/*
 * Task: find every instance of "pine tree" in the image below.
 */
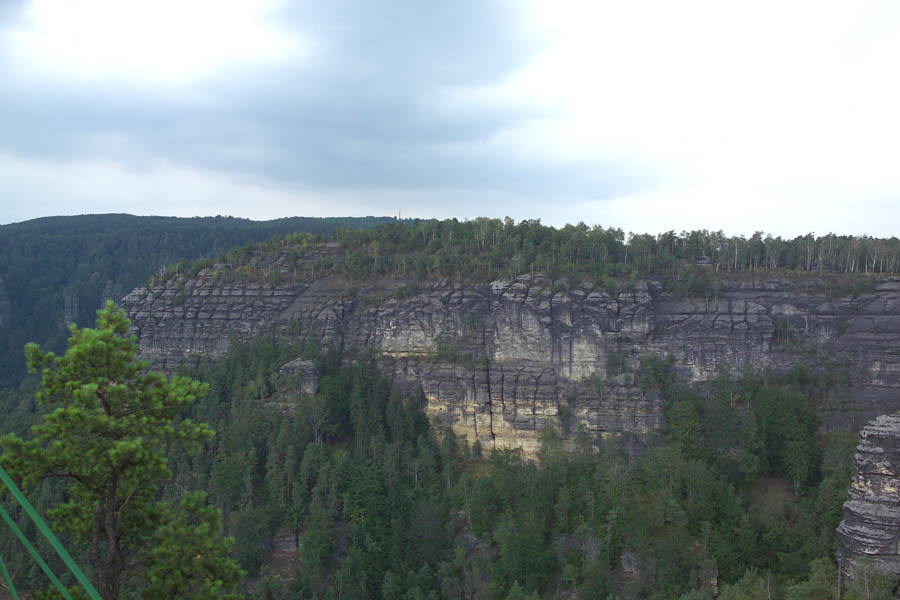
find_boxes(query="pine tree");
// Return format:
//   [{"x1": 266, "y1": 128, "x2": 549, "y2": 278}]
[
  {"x1": 139, "y1": 492, "x2": 243, "y2": 599},
  {"x1": 0, "y1": 301, "x2": 242, "y2": 599}
]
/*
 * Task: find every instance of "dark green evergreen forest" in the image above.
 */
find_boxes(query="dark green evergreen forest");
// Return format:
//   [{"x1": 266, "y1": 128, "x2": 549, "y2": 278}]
[
  {"x1": 0, "y1": 214, "x2": 394, "y2": 389},
  {"x1": 0, "y1": 330, "x2": 880, "y2": 599},
  {"x1": 184, "y1": 343, "x2": 868, "y2": 599},
  {"x1": 2, "y1": 217, "x2": 899, "y2": 598}
]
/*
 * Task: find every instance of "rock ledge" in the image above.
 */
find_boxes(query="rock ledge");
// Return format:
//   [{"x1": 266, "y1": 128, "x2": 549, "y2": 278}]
[{"x1": 837, "y1": 413, "x2": 900, "y2": 580}]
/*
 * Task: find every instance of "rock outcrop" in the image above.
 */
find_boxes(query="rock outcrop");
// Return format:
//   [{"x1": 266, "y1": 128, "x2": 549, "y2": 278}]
[
  {"x1": 265, "y1": 359, "x2": 320, "y2": 414},
  {"x1": 836, "y1": 414, "x2": 900, "y2": 581},
  {"x1": 122, "y1": 253, "x2": 900, "y2": 455},
  {"x1": 63, "y1": 294, "x2": 78, "y2": 328}
]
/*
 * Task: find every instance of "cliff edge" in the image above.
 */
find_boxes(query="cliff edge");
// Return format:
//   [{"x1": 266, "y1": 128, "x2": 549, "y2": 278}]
[
  {"x1": 122, "y1": 249, "x2": 900, "y2": 456},
  {"x1": 837, "y1": 414, "x2": 900, "y2": 582}
]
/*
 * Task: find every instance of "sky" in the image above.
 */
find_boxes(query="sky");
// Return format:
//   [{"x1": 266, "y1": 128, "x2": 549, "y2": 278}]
[{"x1": 1, "y1": 0, "x2": 899, "y2": 238}]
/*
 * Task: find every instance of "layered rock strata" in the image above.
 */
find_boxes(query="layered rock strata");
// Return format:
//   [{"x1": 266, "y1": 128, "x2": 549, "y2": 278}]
[
  {"x1": 122, "y1": 259, "x2": 900, "y2": 455},
  {"x1": 836, "y1": 414, "x2": 900, "y2": 581}
]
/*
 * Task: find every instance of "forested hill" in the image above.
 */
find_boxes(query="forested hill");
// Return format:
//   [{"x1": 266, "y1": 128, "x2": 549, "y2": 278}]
[
  {"x1": 0, "y1": 214, "x2": 396, "y2": 389},
  {"x1": 175, "y1": 218, "x2": 900, "y2": 290}
]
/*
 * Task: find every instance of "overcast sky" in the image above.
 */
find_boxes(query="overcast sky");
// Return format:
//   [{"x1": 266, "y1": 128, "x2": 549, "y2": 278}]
[{"x1": 1, "y1": 0, "x2": 899, "y2": 237}]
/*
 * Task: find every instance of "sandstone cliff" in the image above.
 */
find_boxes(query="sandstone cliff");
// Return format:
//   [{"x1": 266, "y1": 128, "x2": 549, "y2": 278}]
[
  {"x1": 836, "y1": 414, "x2": 900, "y2": 581},
  {"x1": 122, "y1": 250, "x2": 900, "y2": 455}
]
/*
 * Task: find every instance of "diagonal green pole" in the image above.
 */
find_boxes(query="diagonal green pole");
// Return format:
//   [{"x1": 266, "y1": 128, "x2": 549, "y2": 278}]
[
  {"x1": 0, "y1": 502, "x2": 72, "y2": 600},
  {"x1": 0, "y1": 551, "x2": 19, "y2": 600},
  {"x1": 0, "y1": 466, "x2": 102, "y2": 600}
]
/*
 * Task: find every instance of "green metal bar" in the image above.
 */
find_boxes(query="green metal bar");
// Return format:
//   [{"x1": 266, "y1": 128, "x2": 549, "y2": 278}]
[
  {"x1": 0, "y1": 502, "x2": 72, "y2": 600},
  {"x1": 0, "y1": 550, "x2": 19, "y2": 600},
  {"x1": 0, "y1": 467, "x2": 102, "y2": 600}
]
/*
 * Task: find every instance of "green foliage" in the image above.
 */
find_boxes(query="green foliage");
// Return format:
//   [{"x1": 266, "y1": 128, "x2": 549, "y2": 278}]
[
  {"x1": 504, "y1": 581, "x2": 541, "y2": 600},
  {"x1": 199, "y1": 219, "x2": 900, "y2": 298},
  {"x1": 181, "y1": 339, "x2": 455, "y2": 599},
  {"x1": 826, "y1": 273, "x2": 878, "y2": 299},
  {"x1": 3, "y1": 316, "x2": 864, "y2": 598},
  {"x1": 843, "y1": 558, "x2": 896, "y2": 600},
  {"x1": 783, "y1": 558, "x2": 838, "y2": 600},
  {"x1": 0, "y1": 302, "x2": 240, "y2": 599},
  {"x1": 4, "y1": 216, "x2": 891, "y2": 597},
  {"x1": 718, "y1": 569, "x2": 772, "y2": 600},
  {"x1": 139, "y1": 492, "x2": 243, "y2": 600},
  {"x1": 434, "y1": 356, "x2": 856, "y2": 599},
  {"x1": 2, "y1": 323, "x2": 862, "y2": 598},
  {"x1": 637, "y1": 353, "x2": 678, "y2": 395},
  {"x1": 0, "y1": 213, "x2": 395, "y2": 389},
  {"x1": 667, "y1": 265, "x2": 722, "y2": 301}
]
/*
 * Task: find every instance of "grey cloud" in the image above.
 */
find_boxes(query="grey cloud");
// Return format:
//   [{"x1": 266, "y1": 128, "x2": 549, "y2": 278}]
[
  {"x1": 282, "y1": 0, "x2": 531, "y2": 88},
  {"x1": 0, "y1": 0, "x2": 26, "y2": 24},
  {"x1": 0, "y1": 0, "x2": 653, "y2": 204}
]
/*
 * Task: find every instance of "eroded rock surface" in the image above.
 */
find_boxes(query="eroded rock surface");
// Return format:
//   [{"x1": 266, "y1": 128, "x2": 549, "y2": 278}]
[
  {"x1": 264, "y1": 359, "x2": 320, "y2": 414},
  {"x1": 123, "y1": 265, "x2": 900, "y2": 456},
  {"x1": 836, "y1": 414, "x2": 900, "y2": 581}
]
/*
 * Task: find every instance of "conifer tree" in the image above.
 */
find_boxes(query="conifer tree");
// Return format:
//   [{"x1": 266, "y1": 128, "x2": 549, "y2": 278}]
[{"x1": 0, "y1": 301, "x2": 242, "y2": 599}]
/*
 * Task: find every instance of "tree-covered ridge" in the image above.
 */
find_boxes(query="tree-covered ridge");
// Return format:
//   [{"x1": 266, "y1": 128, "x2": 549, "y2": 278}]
[
  {"x1": 161, "y1": 336, "x2": 857, "y2": 598},
  {"x1": 0, "y1": 322, "x2": 872, "y2": 598},
  {"x1": 187, "y1": 219, "x2": 900, "y2": 292},
  {"x1": 0, "y1": 213, "x2": 396, "y2": 389}
]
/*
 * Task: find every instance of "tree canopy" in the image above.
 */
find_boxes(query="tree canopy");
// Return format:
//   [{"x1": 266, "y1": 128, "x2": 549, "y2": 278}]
[
  {"x1": 183, "y1": 218, "x2": 900, "y2": 294},
  {"x1": 0, "y1": 302, "x2": 242, "y2": 599},
  {"x1": 0, "y1": 213, "x2": 396, "y2": 389}
]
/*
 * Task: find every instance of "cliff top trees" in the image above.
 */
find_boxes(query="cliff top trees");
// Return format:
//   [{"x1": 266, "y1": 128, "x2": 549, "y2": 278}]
[{"x1": 0, "y1": 301, "x2": 242, "y2": 599}]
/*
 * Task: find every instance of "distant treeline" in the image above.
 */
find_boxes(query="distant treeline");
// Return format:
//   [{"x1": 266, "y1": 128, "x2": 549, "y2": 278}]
[
  {"x1": 0, "y1": 214, "x2": 395, "y2": 389},
  {"x1": 197, "y1": 218, "x2": 900, "y2": 290},
  {"x1": 332, "y1": 219, "x2": 900, "y2": 278}
]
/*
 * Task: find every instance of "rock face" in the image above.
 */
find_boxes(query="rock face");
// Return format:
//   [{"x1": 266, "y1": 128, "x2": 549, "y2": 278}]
[
  {"x1": 122, "y1": 261, "x2": 900, "y2": 456},
  {"x1": 264, "y1": 359, "x2": 320, "y2": 414},
  {"x1": 63, "y1": 294, "x2": 78, "y2": 328},
  {"x1": 836, "y1": 414, "x2": 900, "y2": 580}
]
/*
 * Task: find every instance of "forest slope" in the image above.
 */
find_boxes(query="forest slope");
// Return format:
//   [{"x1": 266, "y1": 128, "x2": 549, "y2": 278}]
[{"x1": 0, "y1": 213, "x2": 395, "y2": 388}]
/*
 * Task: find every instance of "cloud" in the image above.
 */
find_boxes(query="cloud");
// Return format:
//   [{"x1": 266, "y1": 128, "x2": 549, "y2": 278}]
[
  {"x1": 584, "y1": 181, "x2": 900, "y2": 239},
  {"x1": 0, "y1": 0, "x2": 580, "y2": 190},
  {"x1": 0, "y1": 0, "x2": 669, "y2": 223},
  {"x1": 0, "y1": 153, "x2": 324, "y2": 223},
  {"x1": 4, "y1": 0, "x2": 301, "y2": 83},
  {"x1": 0, "y1": 152, "x2": 565, "y2": 226},
  {"x1": 1, "y1": 1, "x2": 899, "y2": 236}
]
